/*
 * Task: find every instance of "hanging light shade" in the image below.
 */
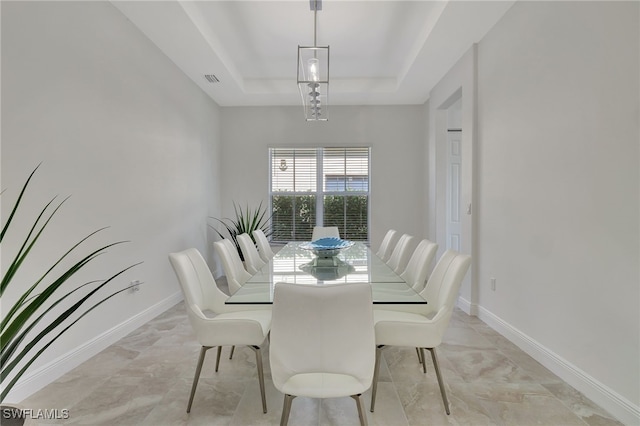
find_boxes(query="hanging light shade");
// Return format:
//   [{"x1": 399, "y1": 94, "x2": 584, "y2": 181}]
[{"x1": 297, "y1": 0, "x2": 329, "y2": 121}]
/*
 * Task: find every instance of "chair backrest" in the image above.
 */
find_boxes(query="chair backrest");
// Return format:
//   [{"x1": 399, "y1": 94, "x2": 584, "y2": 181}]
[
  {"x1": 169, "y1": 248, "x2": 227, "y2": 319},
  {"x1": 269, "y1": 282, "x2": 375, "y2": 394},
  {"x1": 237, "y1": 233, "x2": 266, "y2": 274},
  {"x1": 419, "y1": 250, "x2": 471, "y2": 318},
  {"x1": 376, "y1": 229, "x2": 399, "y2": 262},
  {"x1": 214, "y1": 240, "x2": 251, "y2": 294},
  {"x1": 386, "y1": 234, "x2": 416, "y2": 274},
  {"x1": 222, "y1": 238, "x2": 252, "y2": 281},
  {"x1": 253, "y1": 229, "x2": 275, "y2": 262},
  {"x1": 311, "y1": 226, "x2": 340, "y2": 241},
  {"x1": 400, "y1": 239, "x2": 438, "y2": 292},
  {"x1": 221, "y1": 238, "x2": 246, "y2": 274}
]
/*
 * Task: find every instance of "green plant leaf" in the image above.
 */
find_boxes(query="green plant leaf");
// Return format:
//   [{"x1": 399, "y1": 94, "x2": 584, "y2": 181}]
[
  {"x1": 0, "y1": 166, "x2": 140, "y2": 403},
  {"x1": 209, "y1": 201, "x2": 273, "y2": 260},
  {"x1": 0, "y1": 264, "x2": 140, "y2": 401}
]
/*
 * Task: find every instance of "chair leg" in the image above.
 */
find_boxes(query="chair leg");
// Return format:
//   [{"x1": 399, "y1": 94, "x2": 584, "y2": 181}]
[
  {"x1": 352, "y1": 394, "x2": 368, "y2": 426},
  {"x1": 428, "y1": 348, "x2": 450, "y2": 415},
  {"x1": 280, "y1": 394, "x2": 295, "y2": 426},
  {"x1": 370, "y1": 345, "x2": 384, "y2": 412},
  {"x1": 416, "y1": 347, "x2": 423, "y2": 364},
  {"x1": 419, "y1": 347, "x2": 427, "y2": 374},
  {"x1": 229, "y1": 345, "x2": 235, "y2": 359},
  {"x1": 215, "y1": 346, "x2": 222, "y2": 372},
  {"x1": 249, "y1": 345, "x2": 267, "y2": 413},
  {"x1": 187, "y1": 346, "x2": 210, "y2": 413}
]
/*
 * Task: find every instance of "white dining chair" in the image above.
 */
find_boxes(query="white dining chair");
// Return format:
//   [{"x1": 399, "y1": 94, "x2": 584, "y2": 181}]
[
  {"x1": 253, "y1": 229, "x2": 275, "y2": 262},
  {"x1": 376, "y1": 229, "x2": 399, "y2": 262},
  {"x1": 221, "y1": 238, "x2": 251, "y2": 274},
  {"x1": 237, "y1": 233, "x2": 267, "y2": 274},
  {"x1": 270, "y1": 282, "x2": 375, "y2": 426},
  {"x1": 311, "y1": 226, "x2": 340, "y2": 241},
  {"x1": 168, "y1": 248, "x2": 271, "y2": 414},
  {"x1": 370, "y1": 250, "x2": 471, "y2": 415},
  {"x1": 386, "y1": 233, "x2": 416, "y2": 274},
  {"x1": 400, "y1": 239, "x2": 438, "y2": 292},
  {"x1": 214, "y1": 240, "x2": 251, "y2": 294}
]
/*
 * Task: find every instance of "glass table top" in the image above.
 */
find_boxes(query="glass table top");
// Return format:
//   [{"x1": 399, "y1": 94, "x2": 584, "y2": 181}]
[{"x1": 226, "y1": 242, "x2": 427, "y2": 305}]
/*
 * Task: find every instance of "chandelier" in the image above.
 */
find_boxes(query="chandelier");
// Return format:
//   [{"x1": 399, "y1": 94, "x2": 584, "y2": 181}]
[{"x1": 297, "y1": 0, "x2": 329, "y2": 121}]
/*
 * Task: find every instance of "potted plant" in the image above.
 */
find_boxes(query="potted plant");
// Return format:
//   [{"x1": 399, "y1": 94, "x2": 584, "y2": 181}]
[
  {"x1": 210, "y1": 201, "x2": 272, "y2": 260},
  {"x1": 0, "y1": 166, "x2": 139, "y2": 423}
]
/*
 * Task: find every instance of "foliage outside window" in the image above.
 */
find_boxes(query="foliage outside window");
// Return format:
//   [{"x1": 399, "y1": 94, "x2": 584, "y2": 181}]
[{"x1": 269, "y1": 147, "x2": 370, "y2": 242}]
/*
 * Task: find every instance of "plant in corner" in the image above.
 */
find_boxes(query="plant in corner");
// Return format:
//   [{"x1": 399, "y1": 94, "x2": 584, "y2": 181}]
[
  {"x1": 0, "y1": 166, "x2": 140, "y2": 413},
  {"x1": 209, "y1": 201, "x2": 272, "y2": 260}
]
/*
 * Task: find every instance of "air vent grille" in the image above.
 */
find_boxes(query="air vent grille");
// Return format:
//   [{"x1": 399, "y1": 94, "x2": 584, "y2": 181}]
[{"x1": 204, "y1": 74, "x2": 220, "y2": 83}]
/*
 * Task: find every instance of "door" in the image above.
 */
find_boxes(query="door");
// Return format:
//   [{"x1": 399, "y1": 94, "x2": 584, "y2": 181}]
[{"x1": 446, "y1": 130, "x2": 462, "y2": 251}]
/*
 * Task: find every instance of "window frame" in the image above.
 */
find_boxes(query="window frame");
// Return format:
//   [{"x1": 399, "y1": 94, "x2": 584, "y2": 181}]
[{"x1": 269, "y1": 147, "x2": 371, "y2": 243}]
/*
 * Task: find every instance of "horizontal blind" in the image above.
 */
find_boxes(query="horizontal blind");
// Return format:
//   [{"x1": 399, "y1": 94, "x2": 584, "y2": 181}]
[
  {"x1": 323, "y1": 147, "x2": 369, "y2": 192},
  {"x1": 270, "y1": 147, "x2": 370, "y2": 242},
  {"x1": 271, "y1": 148, "x2": 317, "y2": 192}
]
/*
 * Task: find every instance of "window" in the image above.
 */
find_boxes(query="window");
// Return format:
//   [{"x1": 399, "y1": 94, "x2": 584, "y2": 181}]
[{"x1": 270, "y1": 147, "x2": 370, "y2": 242}]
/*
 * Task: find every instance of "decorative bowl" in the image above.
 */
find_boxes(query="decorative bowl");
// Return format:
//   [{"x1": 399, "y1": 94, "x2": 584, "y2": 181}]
[{"x1": 300, "y1": 237, "x2": 355, "y2": 258}]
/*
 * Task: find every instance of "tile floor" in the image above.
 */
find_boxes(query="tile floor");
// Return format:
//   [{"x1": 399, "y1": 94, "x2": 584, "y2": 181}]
[{"x1": 21, "y1": 292, "x2": 624, "y2": 425}]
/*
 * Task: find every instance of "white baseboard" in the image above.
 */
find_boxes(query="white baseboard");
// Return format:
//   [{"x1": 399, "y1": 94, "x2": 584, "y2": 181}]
[
  {"x1": 7, "y1": 291, "x2": 183, "y2": 404},
  {"x1": 476, "y1": 305, "x2": 640, "y2": 426},
  {"x1": 456, "y1": 295, "x2": 479, "y2": 316}
]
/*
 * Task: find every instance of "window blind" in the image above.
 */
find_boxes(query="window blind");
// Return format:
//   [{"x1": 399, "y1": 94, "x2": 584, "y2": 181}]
[{"x1": 270, "y1": 147, "x2": 370, "y2": 242}]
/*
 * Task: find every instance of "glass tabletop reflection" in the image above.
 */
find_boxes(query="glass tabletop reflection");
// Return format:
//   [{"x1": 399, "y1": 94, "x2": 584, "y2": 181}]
[{"x1": 225, "y1": 242, "x2": 427, "y2": 305}]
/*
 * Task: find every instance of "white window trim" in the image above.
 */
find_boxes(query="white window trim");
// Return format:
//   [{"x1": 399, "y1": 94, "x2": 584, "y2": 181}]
[{"x1": 269, "y1": 147, "x2": 371, "y2": 242}]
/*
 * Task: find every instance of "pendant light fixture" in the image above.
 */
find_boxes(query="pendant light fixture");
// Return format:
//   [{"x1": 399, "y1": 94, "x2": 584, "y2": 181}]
[{"x1": 297, "y1": 0, "x2": 329, "y2": 121}]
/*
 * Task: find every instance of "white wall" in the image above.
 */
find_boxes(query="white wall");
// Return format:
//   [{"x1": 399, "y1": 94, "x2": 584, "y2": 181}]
[
  {"x1": 1, "y1": 1, "x2": 221, "y2": 401},
  {"x1": 217, "y1": 105, "x2": 428, "y2": 274},
  {"x1": 461, "y1": 1, "x2": 638, "y2": 422}
]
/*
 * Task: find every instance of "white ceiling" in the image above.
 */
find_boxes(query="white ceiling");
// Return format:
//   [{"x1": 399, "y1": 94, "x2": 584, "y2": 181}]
[{"x1": 112, "y1": 1, "x2": 515, "y2": 107}]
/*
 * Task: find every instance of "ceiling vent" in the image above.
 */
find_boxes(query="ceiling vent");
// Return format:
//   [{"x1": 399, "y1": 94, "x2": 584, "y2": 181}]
[{"x1": 204, "y1": 74, "x2": 220, "y2": 83}]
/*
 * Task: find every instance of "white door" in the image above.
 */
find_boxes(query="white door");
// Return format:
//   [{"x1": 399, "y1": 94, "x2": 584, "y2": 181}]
[{"x1": 446, "y1": 130, "x2": 462, "y2": 251}]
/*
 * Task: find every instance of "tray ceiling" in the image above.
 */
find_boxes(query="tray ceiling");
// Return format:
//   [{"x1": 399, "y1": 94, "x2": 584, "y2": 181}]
[{"x1": 112, "y1": 1, "x2": 515, "y2": 106}]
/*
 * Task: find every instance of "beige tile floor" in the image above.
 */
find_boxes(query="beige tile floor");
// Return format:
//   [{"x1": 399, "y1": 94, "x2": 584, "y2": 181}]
[{"x1": 21, "y1": 290, "x2": 623, "y2": 426}]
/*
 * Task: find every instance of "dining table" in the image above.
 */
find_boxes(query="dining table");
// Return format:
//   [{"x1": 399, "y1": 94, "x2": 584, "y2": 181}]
[{"x1": 225, "y1": 241, "x2": 427, "y2": 305}]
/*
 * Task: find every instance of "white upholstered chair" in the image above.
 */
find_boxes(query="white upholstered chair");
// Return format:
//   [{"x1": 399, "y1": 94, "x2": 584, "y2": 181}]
[
  {"x1": 270, "y1": 282, "x2": 375, "y2": 426},
  {"x1": 168, "y1": 248, "x2": 271, "y2": 414},
  {"x1": 386, "y1": 233, "x2": 416, "y2": 274},
  {"x1": 237, "y1": 233, "x2": 267, "y2": 274},
  {"x1": 253, "y1": 229, "x2": 275, "y2": 262},
  {"x1": 370, "y1": 250, "x2": 471, "y2": 415},
  {"x1": 311, "y1": 226, "x2": 340, "y2": 241},
  {"x1": 214, "y1": 240, "x2": 251, "y2": 294},
  {"x1": 376, "y1": 229, "x2": 399, "y2": 262},
  {"x1": 400, "y1": 239, "x2": 438, "y2": 292}
]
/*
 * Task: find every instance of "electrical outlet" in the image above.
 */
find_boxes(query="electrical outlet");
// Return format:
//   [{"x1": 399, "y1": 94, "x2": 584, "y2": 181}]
[
  {"x1": 130, "y1": 280, "x2": 142, "y2": 293},
  {"x1": 490, "y1": 278, "x2": 496, "y2": 291}
]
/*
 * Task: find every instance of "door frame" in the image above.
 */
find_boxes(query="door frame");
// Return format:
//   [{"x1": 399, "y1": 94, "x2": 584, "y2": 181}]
[{"x1": 427, "y1": 45, "x2": 478, "y2": 315}]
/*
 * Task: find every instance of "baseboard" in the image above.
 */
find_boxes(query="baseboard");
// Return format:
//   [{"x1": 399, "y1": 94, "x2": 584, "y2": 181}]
[
  {"x1": 477, "y1": 305, "x2": 640, "y2": 425},
  {"x1": 7, "y1": 291, "x2": 183, "y2": 403},
  {"x1": 456, "y1": 295, "x2": 478, "y2": 316}
]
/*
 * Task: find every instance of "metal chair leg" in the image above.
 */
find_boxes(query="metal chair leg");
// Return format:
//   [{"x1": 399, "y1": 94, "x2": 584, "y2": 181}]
[
  {"x1": 249, "y1": 345, "x2": 268, "y2": 413},
  {"x1": 352, "y1": 394, "x2": 368, "y2": 426},
  {"x1": 215, "y1": 346, "x2": 222, "y2": 372},
  {"x1": 187, "y1": 346, "x2": 210, "y2": 413},
  {"x1": 370, "y1": 345, "x2": 384, "y2": 412},
  {"x1": 280, "y1": 394, "x2": 295, "y2": 426},
  {"x1": 429, "y1": 348, "x2": 450, "y2": 415},
  {"x1": 229, "y1": 345, "x2": 235, "y2": 359},
  {"x1": 416, "y1": 347, "x2": 423, "y2": 364},
  {"x1": 420, "y1": 347, "x2": 427, "y2": 374}
]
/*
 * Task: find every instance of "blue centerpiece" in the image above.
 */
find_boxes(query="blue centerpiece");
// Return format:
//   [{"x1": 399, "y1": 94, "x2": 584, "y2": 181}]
[{"x1": 300, "y1": 237, "x2": 355, "y2": 258}]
